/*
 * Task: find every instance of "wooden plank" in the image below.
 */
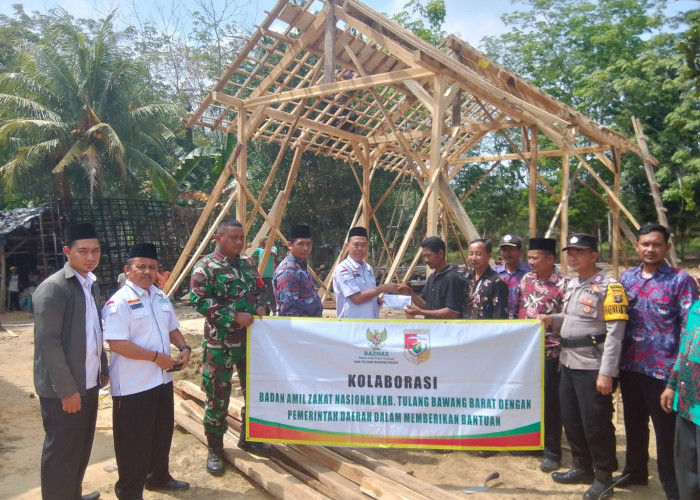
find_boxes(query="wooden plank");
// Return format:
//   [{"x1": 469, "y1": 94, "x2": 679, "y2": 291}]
[
  {"x1": 273, "y1": 445, "x2": 367, "y2": 500},
  {"x1": 174, "y1": 406, "x2": 328, "y2": 500},
  {"x1": 242, "y1": 68, "x2": 433, "y2": 109},
  {"x1": 237, "y1": 111, "x2": 248, "y2": 226},
  {"x1": 329, "y1": 447, "x2": 466, "y2": 500},
  {"x1": 438, "y1": 173, "x2": 480, "y2": 241},
  {"x1": 427, "y1": 73, "x2": 446, "y2": 242},
  {"x1": 360, "y1": 476, "x2": 431, "y2": 500}
]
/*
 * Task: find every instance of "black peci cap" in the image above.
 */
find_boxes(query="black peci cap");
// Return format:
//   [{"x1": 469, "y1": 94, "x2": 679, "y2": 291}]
[{"x1": 128, "y1": 243, "x2": 158, "y2": 260}]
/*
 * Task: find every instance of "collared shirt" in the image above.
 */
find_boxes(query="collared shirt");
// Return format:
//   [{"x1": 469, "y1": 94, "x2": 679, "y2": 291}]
[
  {"x1": 273, "y1": 255, "x2": 322, "y2": 317},
  {"x1": 333, "y1": 256, "x2": 379, "y2": 318},
  {"x1": 464, "y1": 267, "x2": 509, "y2": 319},
  {"x1": 552, "y1": 269, "x2": 628, "y2": 377},
  {"x1": 421, "y1": 265, "x2": 465, "y2": 315},
  {"x1": 74, "y1": 270, "x2": 102, "y2": 390},
  {"x1": 494, "y1": 262, "x2": 530, "y2": 318},
  {"x1": 619, "y1": 263, "x2": 697, "y2": 380},
  {"x1": 252, "y1": 246, "x2": 278, "y2": 278},
  {"x1": 669, "y1": 299, "x2": 700, "y2": 425},
  {"x1": 516, "y1": 271, "x2": 570, "y2": 359},
  {"x1": 102, "y1": 280, "x2": 180, "y2": 396},
  {"x1": 190, "y1": 248, "x2": 268, "y2": 348}
]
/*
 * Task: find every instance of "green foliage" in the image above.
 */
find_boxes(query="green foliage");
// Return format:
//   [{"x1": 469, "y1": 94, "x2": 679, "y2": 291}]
[
  {"x1": 479, "y1": 0, "x2": 699, "y2": 243},
  {"x1": 391, "y1": 0, "x2": 446, "y2": 45},
  {"x1": 0, "y1": 10, "x2": 186, "y2": 202}
]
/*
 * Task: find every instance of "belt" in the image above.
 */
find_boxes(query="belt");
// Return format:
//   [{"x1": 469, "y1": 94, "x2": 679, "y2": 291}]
[{"x1": 559, "y1": 334, "x2": 606, "y2": 348}]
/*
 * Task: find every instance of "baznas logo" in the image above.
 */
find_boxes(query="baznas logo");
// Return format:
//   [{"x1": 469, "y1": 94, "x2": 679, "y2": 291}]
[
  {"x1": 366, "y1": 328, "x2": 388, "y2": 349},
  {"x1": 404, "y1": 330, "x2": 430, "y2": 364}
]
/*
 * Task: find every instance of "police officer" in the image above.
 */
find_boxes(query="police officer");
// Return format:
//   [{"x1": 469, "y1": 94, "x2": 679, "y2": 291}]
[
  {"x1": 190, "y1": 219, "x2": 269, "y2": 476},
  {"x1": 103, "y1": 243, "x2": 190, "y2": 499},
  {"x1": 332, "y1": 226, "x2": 398, "y2": 318},
  {"x1": 540, "y1": 233, "x2": 628, "y2": 500}
]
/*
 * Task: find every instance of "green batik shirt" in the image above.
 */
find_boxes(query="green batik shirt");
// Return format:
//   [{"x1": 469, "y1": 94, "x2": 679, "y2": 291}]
[
  {"x1": 190, "y1": 247, "x2": 269, "y2": 348},
  {"x1": 668, "y1": 298, "x2": 700, "y2": 425}
]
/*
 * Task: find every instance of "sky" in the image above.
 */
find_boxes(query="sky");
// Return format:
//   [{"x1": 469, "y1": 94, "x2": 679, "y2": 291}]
[{"x1": 1, "y1": 0, "x2": 697, "y2": 49}]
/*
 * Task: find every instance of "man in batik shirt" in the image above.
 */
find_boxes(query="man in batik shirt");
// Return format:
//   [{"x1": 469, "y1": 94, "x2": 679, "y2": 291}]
[
  {"x1": 615, "y1": 224, "x2": 697, "y2": 499},
  {"x1": 273, "y1": 224, "x2": 322, "y2": 317},
  {"x1": 464, "y1": 239, "x2": 508, "y2": 320},
  {"x1": 515, "y1": 237, "x2": 569, "y2": 473},
  {"x1": 661, "y1": 298, "x2": 700, "y2": 500},
  {"x1": 494, "y1": 234, "x2": 529, "y2": 318},
  {"x1": 190, "y1": 219, "x2": 269, "y2": 476}
]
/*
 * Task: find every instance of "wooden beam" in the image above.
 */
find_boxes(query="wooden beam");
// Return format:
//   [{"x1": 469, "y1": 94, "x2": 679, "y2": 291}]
[
  {"x1": 242, "y1": 67, "x2": 433, "y2": 109},
  {"x1": 560, "y1": 153, "x2": 570, "y2": 273},
  {"x1": 611, "y1": 147, "x2": 621, "y2": 277},
  {"x1": 427, "y1": 73, "x2": 446, "y2": 241},
  {"x1": 453, "y1": 145, "x2": 610, "y2": 164},
  {"x1": 237, "y1": 111, "x2": 248, "y2": 226},
  {"x1": 528, "y1": 126, "x2": 538, "y2": 238},
  {"x1": 324, "y1": 0, "x2": 336, "y2": 85}
]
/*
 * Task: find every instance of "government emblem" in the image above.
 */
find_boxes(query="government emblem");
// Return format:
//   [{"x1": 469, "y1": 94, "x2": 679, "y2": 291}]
[
  {"x1": 404, "y1": 330, "x2": 430, "y2": 364},
  {"x1": 366, "y1": 328, "x2": 388, "y2": 349}
]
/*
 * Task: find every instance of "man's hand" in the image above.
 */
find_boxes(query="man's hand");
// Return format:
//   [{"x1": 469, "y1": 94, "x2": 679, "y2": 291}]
[
  {"x1": 235, "y1": 312, "x2": 254, "y2": 327},
  {"x1": 176, "y1": 348, "x2": 191, "y2": 369},
  {"x1": 61, "y1": 392, "x2": 82, "y2": 413},
  {"x1": 379, "y1": 283, "x2": 400, "y2": 295},
  {"x1": 256, "y1": 306, "x2": 266, "y2": 319},
  {"x1": 396, "y1": 284, "x2": 414, "y2": 296},
  {"x1": 405, "y1": 304, "x2": 423, "y2": 317},
  {"x1": 154, "y1": 352, "x2": 176, "y2": 371},
  {"x1": 660, "y1": 387, "x2": 675, "y2": 414},
  {"x1": 596, "y1": 374, "x2": 613, "y2": 395},
  {"x1": 538, "y1": 314, "x2": 553, "y2": 328}
]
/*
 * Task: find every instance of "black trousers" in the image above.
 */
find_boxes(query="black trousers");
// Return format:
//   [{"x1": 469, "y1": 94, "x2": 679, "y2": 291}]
[
  {"x1": 560, "y1": 366, "x2": 618, "y2": 479},
  {"x1": 675, "y1": 414, "x2": 700, "y2": 500},
  {"x1": 113, "y1": 382, "x2": 174, "y2": 500},
  {"x1": 262, "y1": 277, "x2": 276, "y2": 313},
  {"x1": 620, "y1": 370, "x2": 678, "y2": 499},
  {"x1": 544, "y1": 357, "x2": 562, "y2": 461},
  {"x1": 40, "y1": 387, "x2": 99, "y2": 500}
]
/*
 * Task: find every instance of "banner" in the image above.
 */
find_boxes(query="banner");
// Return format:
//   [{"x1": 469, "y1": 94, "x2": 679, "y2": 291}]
[{"x1": 247, "y1": 318, "x2": 543, "y2": 450}]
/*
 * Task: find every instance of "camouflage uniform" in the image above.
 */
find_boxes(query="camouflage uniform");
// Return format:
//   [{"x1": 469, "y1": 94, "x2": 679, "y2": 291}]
[{"x1": 190, "y1": 248, "x2": 268, "y2": 436}]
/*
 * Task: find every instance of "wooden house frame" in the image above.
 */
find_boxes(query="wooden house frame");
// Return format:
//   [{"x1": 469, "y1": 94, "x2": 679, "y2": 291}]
[{"x1": 165, "y1": 0, "x2": 667, "y2": 297}]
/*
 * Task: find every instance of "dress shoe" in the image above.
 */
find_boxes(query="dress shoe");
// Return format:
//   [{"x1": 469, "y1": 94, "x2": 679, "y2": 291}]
[
  {"x1": 144, "y1": 477, "x2": 190, "y2": 491},
  {"x1": 611, "y1": 473, "x2": 647, "y2": 487},
  {"x1": 583, "y1": 478, "x2": 614, "y2": 500},
  {"x1": 81, "y1": 493, "x2": 100, "y2": 500},
  {"x1": 552, "y1": 467, "x2": 595, "y2": 484},
  {"x1": 477, "y1": 450, "x2": 497, "y2": 458},
  {"x1": 540, "y1": 457, "x2": 561, "y2": 472},
  {"x1": 207, "y1": 448, "x2": 225, "y2": 476}
]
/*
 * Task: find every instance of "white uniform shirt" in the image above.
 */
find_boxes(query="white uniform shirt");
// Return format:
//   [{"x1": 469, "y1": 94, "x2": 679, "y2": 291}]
[
  {"x1": 333, "y1": 256, "x2": 379, "y2": 318},
  {"x1": 102, "y1": 280, "x2": 180, "y2": 396},
  {"x1": 74, "y1": 270, "x2": 102, "y2": 390}
]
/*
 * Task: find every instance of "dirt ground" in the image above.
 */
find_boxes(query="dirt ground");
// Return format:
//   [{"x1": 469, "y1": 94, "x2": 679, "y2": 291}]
[{"x1": 0, "y1": 304, "x2": 668, "y2": 499}]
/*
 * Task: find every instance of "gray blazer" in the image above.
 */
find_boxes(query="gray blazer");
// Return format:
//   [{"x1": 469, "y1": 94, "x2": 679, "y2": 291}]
[{"x1": 33, "y1": 262, "x2": 108, "y2": 398}]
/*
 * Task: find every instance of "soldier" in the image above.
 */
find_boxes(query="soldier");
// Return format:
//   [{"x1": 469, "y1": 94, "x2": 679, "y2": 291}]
[
  {"x1": 541, "y1": 233, "x2": 628, "y2": 500},
  {"x1": 273, "y1": 225, "x2": 322, "y2": 317},
  {"x1": 190, "y1": 219, "x2": 269, "y2": 476}
]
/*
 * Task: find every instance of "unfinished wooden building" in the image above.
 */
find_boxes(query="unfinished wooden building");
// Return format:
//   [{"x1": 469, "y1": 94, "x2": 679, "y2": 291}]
[{"x1": 166, "y1": 0, "x2": 666, "y2": 297}]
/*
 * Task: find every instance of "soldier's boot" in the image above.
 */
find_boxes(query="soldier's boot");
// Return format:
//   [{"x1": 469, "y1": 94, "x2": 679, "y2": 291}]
[
  {"x1": 237, "y1": 407, "x2": 272, "y2": 456},
  {"x1": 206, "y1": 433, "x2": 225, "y2": 476}
]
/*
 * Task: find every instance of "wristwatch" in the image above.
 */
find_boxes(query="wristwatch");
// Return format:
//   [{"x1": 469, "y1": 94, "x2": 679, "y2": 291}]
[{"x1": 179, "y1": 345, "x2": 192, "y2": 352}]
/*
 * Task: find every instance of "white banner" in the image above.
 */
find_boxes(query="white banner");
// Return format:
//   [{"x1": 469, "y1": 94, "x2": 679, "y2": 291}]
[{"x1": 247, "y1": 318, "x2": 543, "y2": 450}]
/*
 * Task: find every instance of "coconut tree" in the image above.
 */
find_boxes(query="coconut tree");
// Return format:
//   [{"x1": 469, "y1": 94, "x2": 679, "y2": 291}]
[{"x1": 0, "y1": 10, "x2": 184, "y2": 202}]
